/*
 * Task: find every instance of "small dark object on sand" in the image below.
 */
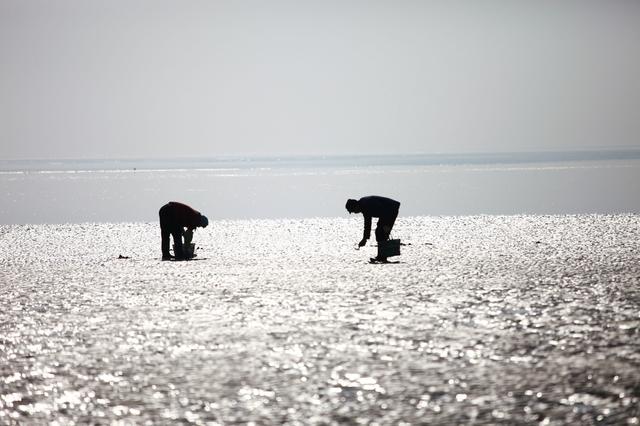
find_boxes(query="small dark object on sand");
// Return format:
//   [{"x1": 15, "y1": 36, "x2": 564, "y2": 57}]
[{"x1": 118, "y1": 255, "x2": 130, "y2": 259}]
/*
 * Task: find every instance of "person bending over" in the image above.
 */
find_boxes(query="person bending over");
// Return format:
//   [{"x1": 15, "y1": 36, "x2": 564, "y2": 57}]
[
  {"x1": 158, "y1": 201, "x2": 208, "y2": 260},
  {"x1": 346, "y1": 195, "x2": 401, "y2": 262}
]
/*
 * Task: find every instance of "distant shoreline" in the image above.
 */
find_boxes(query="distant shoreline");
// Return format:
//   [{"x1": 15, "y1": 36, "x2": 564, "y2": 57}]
[{"x1": 1, "y1": 149, "x2": 640, "y2": 173}]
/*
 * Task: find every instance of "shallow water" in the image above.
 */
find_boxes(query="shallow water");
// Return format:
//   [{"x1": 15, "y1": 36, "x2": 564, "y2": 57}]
[
  {"x1": 1, "y1": 215, "x2": 639, "y2": 424},
  {"x1": 2, "y1": 158, "x2": 639, "y2": 224}
]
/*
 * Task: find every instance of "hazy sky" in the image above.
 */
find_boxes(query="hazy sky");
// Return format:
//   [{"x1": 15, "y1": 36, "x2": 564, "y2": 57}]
[{"x1": 1, "y1": 1, "x2": 639, "y2": 160}]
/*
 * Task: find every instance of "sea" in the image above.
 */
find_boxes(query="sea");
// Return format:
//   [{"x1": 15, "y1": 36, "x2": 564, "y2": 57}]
[
  {"x1": 0, "y1": 150, "x2": 639, "y2": 224},
  {"x1": 1, "y1": 151, "x2": 639, "y2": 424}
]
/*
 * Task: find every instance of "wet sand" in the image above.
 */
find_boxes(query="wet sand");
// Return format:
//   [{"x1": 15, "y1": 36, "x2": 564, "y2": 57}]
[{"x1": 1, "y1": 215, "x2": 639, "y2": 424}]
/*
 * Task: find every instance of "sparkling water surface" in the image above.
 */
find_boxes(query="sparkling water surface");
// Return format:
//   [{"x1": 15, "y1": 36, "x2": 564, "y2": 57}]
[
  {"x1": 2, "y1": 157, "x2": 639, "y2": 224},
  {"x1": 1, "y1": 215, "x2": 639, "y2": 424}
]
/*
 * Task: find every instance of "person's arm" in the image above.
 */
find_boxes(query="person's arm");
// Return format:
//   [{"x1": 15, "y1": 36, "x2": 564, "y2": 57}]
[{"x1": 359, "y1": 215, "x2": 372, "y2": 246}]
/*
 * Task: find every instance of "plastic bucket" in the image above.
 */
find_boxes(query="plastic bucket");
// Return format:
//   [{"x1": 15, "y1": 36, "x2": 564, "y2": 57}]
[
  {"x1": 379, "y1": 239, "x2": 401, "y2": 257},
  {"x1": 174, "y1": 243, "x2": 195, "y2": 258}
]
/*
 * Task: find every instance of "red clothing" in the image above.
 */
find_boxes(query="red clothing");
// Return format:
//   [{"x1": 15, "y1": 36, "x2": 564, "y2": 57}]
[{"x1": 161, "y1": 201, "x2": 203, "y2": 228}]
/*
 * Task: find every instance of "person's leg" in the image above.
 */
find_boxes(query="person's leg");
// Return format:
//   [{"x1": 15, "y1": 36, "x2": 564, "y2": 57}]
[
  {"x1": 171, "y1": 226, "x2": 185, "y2": 259},
  {"x1": 375, "y1": 218, "x2": 389, "y2": 261},
  {"x1": 375, "y1": 218, "x2": 387, "y2": 244},
  {"x1": 385, "y1": 210, "x2": 398, "y2": 237},
  {"x1": 183, "y1": 228, "x2": 194, "y2": 258},
  {"x1": 375, "y1": 211, "x2": 398, "y2": 261},
  {"x1": 159, "y1": 205, "x2": 172, "y2": 260},
  {"x1": 161, "y1": 227, "x2": 172, "y2": 259}
]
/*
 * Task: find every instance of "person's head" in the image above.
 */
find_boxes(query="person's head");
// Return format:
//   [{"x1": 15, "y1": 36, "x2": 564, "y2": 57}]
[
  {"x1": 345, "y1": 199, "x2": 360, "y2": 214},
  {"x1": 199, "y1": 215, "x2": 209, "y2": 228}
]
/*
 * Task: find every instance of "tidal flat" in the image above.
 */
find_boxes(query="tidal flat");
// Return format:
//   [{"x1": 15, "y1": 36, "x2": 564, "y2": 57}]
[{"x1": 1, "y1": 215, "x2": 639, "y2": 424}]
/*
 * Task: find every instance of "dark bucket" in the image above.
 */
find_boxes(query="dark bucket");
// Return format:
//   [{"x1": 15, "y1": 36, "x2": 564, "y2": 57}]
[
  {"x1": 174, "y1": 243, "x2": 195, "y2": 258},
  {"x1": 379, "y1": 239, "x2": 401, "y2": 257}
]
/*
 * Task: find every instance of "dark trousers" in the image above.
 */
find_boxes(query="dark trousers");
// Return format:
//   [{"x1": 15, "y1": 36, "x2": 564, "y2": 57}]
[
  {"x1": 159, "y1": 204, "x2": 184, "y2": 258},
  {"x1": 375, "y1": 210, "x2": 398, "y2": 259},
  {"x1": 375, "y1": 210, "x2": 398, "y2": 243}
]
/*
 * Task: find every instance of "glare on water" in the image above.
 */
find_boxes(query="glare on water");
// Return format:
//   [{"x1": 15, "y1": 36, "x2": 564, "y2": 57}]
[{"x1": 0, "y1": 215, "x2": 639, "y2": 424}]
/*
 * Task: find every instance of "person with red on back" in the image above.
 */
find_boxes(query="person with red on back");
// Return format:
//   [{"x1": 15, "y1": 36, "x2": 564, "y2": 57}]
[{"x1": 158, "y1": 201, "x2": 208, "y2": 260}]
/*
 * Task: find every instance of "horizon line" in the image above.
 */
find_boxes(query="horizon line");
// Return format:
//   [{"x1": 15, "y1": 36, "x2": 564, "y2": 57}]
[{"x1": 2, "y1": 147, "x2": 640, "y2": 163}]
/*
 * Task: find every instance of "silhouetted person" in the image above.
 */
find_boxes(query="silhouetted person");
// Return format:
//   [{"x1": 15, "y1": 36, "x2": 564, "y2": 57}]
[
  {"x1": 346, "y1": 195, "x2": 400, "y2": 262},
  {"x1": 345, "y1": 195, "x2": 400, "y2": 262},
  {"x1": 159, "y1": 201, "x2": 208, "y2": 260}
]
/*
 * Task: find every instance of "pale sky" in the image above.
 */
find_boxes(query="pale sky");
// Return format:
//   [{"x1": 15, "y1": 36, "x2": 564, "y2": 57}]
[{"x1": 1, "y1": 1, "x2": 639, "y2": 160}]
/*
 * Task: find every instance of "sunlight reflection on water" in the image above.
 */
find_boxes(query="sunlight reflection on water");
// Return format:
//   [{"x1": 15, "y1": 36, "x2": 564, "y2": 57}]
[
  {"x1": 1, "y1": 159, "x2": 639, "y2": 224},
  {"x1": 1, "y1": 215, "x2": 639, "y2": 424}
]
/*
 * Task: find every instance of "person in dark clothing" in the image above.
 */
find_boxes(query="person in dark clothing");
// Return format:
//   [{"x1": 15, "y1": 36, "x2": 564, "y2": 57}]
[
  {"x1": 345, "y1": 195, "x2": 400, "y2": 262},
  {"x1": 159, "y1": 201, "x2": 208, "y2": 260}
]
